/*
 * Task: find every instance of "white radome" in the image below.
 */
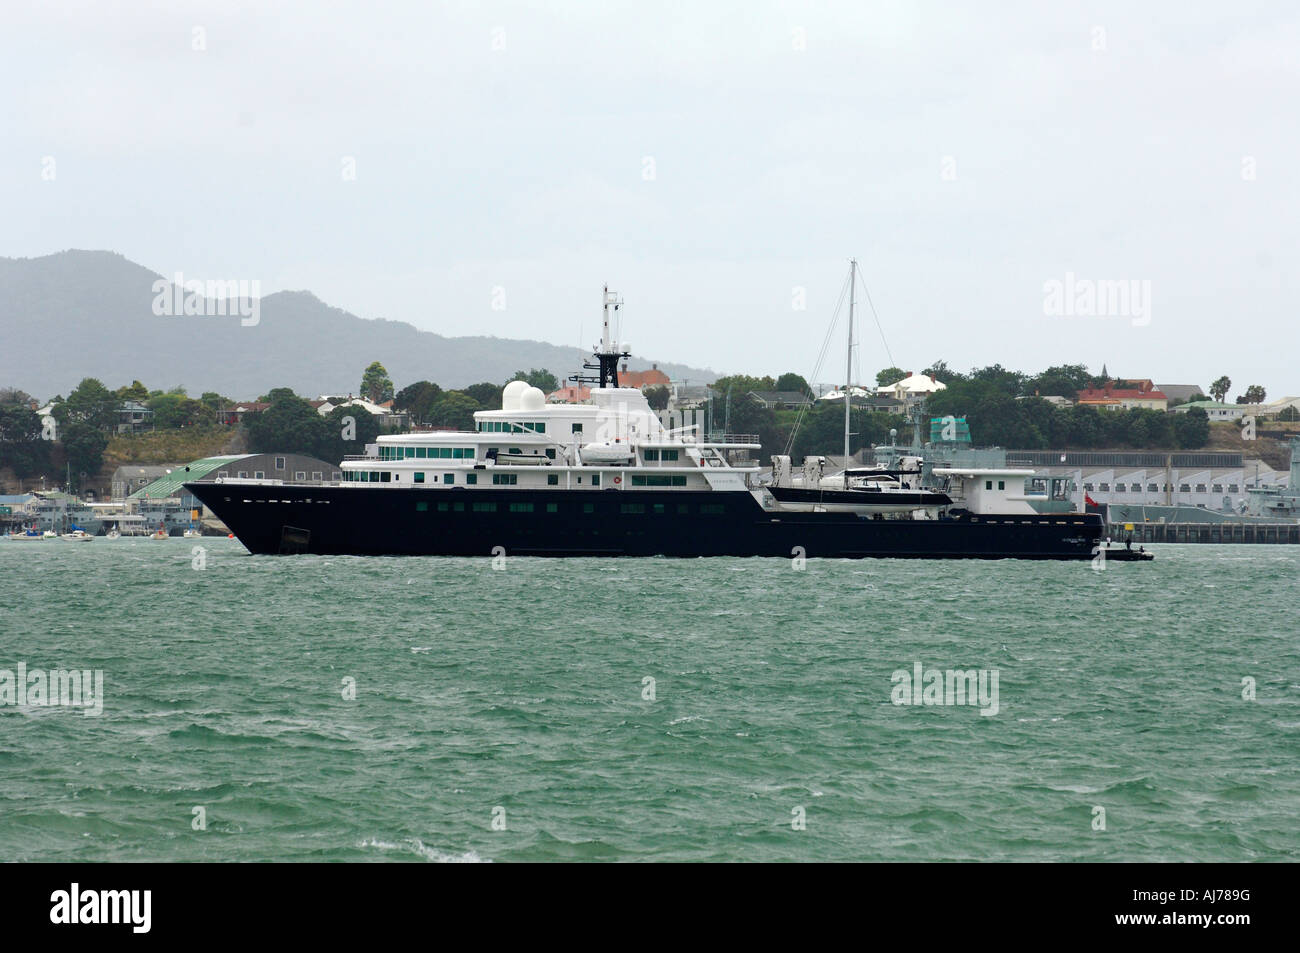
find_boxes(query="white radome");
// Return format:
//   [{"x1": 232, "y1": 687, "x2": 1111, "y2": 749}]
[
  {"x1": 502, "y1": 379, "x2": 529, "y2": 411},
  {"x1": 520, "y1": 386, "x2": 546, "y2": 411}
]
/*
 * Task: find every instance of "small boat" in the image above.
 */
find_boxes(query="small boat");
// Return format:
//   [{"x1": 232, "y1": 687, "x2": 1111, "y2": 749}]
[
  {"x1": 183, "y1": 528, "x2": 202, "y2": 538},
  {"x1": 42, "y1": 530, "x2": 57, "y2": 539},
  {"x1": 7, "y1": 528, "x2": 46, "y2": 541},
  {"x1": 60, "y1": 529, "x2": 95, "y2": 541},
  {"x1": 106, "y1": 529, "x2": 121, "y2": 540},
  {"x1": 150, "y1": 529, "x2": 169, "y2": 539},
  {"x1": 580, "y1": 439, "x2": 636, "y2": 464}
]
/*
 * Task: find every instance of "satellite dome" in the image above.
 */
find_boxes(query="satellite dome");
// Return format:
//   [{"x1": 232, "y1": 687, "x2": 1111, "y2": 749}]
[
  {"x1": 502, "y1": 379, "x2": 529, "y2": 411},
  {"x1": 520, "y1": 386, "x2": 546, "y2": 411}
]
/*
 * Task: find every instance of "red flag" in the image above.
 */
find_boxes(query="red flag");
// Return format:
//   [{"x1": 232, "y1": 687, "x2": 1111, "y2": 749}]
[{"x1": 1085, "y1": 493, "x2": 1099, "y2": 507}]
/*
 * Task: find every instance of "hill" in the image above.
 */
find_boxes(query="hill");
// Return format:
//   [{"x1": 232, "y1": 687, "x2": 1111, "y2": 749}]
[{"x1": 0, "y1": 250, "x2": 715, "y2": 399}]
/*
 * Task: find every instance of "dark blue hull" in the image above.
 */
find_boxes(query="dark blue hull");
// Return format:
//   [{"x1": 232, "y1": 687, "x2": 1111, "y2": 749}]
[{"x1": 185, "y1": 482, "x2": 1112, "y2": 559}]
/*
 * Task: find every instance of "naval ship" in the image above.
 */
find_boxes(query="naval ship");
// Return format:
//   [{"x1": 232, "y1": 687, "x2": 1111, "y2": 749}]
[{"x1": 186, "y1": 288, "x2": 1149, "y2": 561}]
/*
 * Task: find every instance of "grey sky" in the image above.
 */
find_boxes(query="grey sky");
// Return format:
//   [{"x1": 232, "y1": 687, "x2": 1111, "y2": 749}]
[{"x1": 4, "y1": 1, "x2": 1296, "y2": 393}]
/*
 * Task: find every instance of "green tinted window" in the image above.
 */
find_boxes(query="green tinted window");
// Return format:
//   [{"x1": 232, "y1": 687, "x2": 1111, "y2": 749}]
[
  {"x1": 591, "y1": 474, "x2": 600, "y2": 486},
  {"x1": 661, "y1": 449, "x2": 679, "y2": 461},
  {"x1": 466, "y1": 473, "x2": 477, "y2": 485},
  {"x1": 509, "y1": 502, "x2": 534, "y2": 513},
  {"x1": 414, "y1": 472, "x2": 425, "y2": 483},
  {"x1": 547, "y1": 474, "x2": 558, "y2": 485},
  {"x1": 472, "y1": 502, "x2": 496, "y2": 512},
  {"x1": 444, "y1": 473, "x2": 454, "y2": 484},
  {"x1": 416, "y1": 501, "x2": 428, "y2": 512},
  {"x1": 546, "y1": 503, "x2": 558, "y2": 513}
]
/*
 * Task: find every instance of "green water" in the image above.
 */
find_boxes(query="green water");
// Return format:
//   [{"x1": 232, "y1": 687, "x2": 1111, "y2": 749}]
[{"x1": 1, "y1": 538, "x2": 1297, "y2": 862}]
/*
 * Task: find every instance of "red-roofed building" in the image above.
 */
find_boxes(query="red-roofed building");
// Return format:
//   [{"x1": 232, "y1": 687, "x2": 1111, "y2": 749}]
[
  {"x1": 547, "y1": 385, "x2": 592, "y2": 404},
  {"x1": 1075, "y1": 380, "x2": 1168, "y2": 411},
  {"x1": 618, "y1": 365, "x2": 670, "y2": 390},
  {"x1": 217, "y1": 402, "x2": 270, "y2": 425}
]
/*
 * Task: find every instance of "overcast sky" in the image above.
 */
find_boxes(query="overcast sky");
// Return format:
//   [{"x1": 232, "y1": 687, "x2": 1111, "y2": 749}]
[{"x1": 4, "y1": 1, "x2": 1297, "y2": 393}]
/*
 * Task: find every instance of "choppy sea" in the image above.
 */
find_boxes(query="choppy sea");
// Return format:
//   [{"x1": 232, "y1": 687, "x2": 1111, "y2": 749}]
[{"x1": 2, "y1": 538, "x2": 1297, "y2": 861}]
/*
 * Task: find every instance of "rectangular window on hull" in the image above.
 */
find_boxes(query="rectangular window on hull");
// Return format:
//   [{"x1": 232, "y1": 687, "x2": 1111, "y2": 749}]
[
  {"x1": 444, "y1": 474, "x2": 454, "y2": 485},
  {"x1": 631, "y1": 475, "x2": 687, "y2": 487},
  {"x1": 621, "y1": 503, "x2": 645, "y2": 514},
  {"x1": 548, "y1": 474, "x2": 558, "y2": 485},
  {"x1": 472, "y1": 502, "x2": 496, "y2": 512},
  {"x1": 700, "y1": 504, "x2": 725, "y2": 514},
  {"x1": 492, "y1": 473, "x2": 517, "y2": 485},
  {"x1": 416, "y1": 502, "x2": 428, "y2": 512},
  {"x1": 466, "y1": 474, "x2": 477, "y2": 485},
  {"x1": 591, "y1": 474, "x2": 600, "y2": 487},
  {"x1": 509, "y1": 502, "x2": 533, "y2": 513},
  {"x1": 414, "y1": 472, "x2": 425, "y2": 483}
]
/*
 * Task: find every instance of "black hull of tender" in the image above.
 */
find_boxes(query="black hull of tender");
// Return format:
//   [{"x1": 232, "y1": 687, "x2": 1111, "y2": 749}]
[
  {"x1": 766, "y1": 485, "x2": 952, "y2": 507},
  {"x1": 186, "y1": 482, "x2": 1116, "y2": 560}
]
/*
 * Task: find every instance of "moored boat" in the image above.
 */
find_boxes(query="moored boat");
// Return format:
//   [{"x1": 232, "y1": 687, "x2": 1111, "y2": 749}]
[{"x1": 186, "y1": 284, "x2": 1148, "y2": 562}]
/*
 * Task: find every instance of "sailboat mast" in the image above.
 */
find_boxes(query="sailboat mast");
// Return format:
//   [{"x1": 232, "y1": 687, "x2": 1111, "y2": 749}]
[{"x1": 845, "y1": 258, "x2": 856, "y2": 464}]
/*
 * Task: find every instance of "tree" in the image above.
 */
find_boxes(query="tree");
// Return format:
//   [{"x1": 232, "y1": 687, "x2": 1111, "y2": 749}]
[
  {"x1": 61, "y1": 421, "x2": 109, "y2": 490},
  {"x1": 1278, "y1": 406, "x2": 1299, "y2": 422},
  {"x1": 1025, "y1": 364, "x2": 1091, "y2": 399},
  {"x1": 318, "y1": 405, "x2": 381, "y2": 464},
  {"x1": 0, "y1": 387, "x2": 34, "y2": 406},
  {"x1": 0, "y1": 403, "x2": 51, "y2": 478},
  {"x1": 198, "y1": 392, "x2": 228, "y2": 411},
  {"x1": 360, "y1": 361, "x2": 395, "y2": 404},
  {"x1": 245, "y1": 389, "x2": 329, "y2": 456},
  {"x1": 394, "y1": 381, "x2": 443, "y2": 424},
  {"x1": 1173, "y1": 407, "x2": 1209, "y2": 448},
  {"x1": 428, "y1": 393, "x2": 480, "y2": 431},
  {"x1": 463, "y1": 382, "x2": 504, "y2": 408},
  {"x1": 775, "y1": 373, "x2": 812, "y2": 396},
  {"x1": 1240, "y1": 385, "x2": 1266, "y2": 405},
  {"x1": 148, "y1": 393, "x2": 214, "y2": 429},
  {"x1": 508, "y1": 369, "x2": 560, "y2": 393},
  {"x1": 644, "y1": 385, "x2": 670, "y2": 410},
  {"x1": 968, "y1": 364, "x2": 1026, "y2": 397},
  {"x1": 114, "y1": 380, "x2": 149, "y2": 402},
  {"x1": 1209, "y1": 376, "x2": 1232, "y2": 403},
  {"x1": 53, "y1": 378, "x2": 117, "y2": 432},
  {"x1": 921, "y1": 360, "x2": 963, "y2": 384},
  {"x1": 875, "y1": 367, "x2": 908, "y2": 388}
]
